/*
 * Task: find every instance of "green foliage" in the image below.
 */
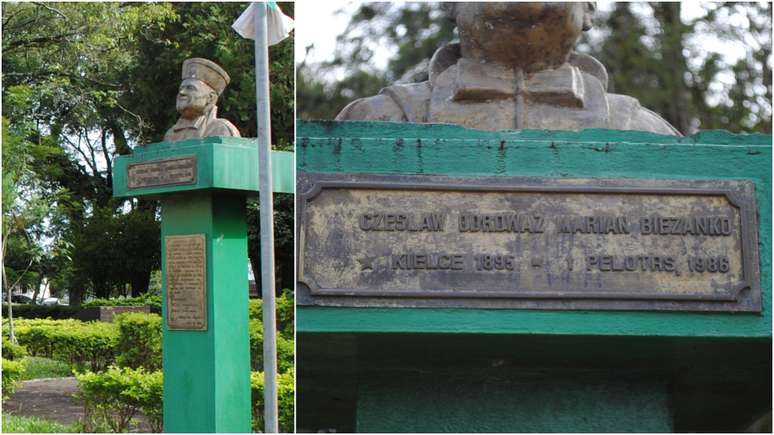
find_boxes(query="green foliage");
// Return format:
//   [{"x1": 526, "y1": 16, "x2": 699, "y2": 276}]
[
  {"x1": 113, "y1": 313, "x2": 162, "y2": 371},
  {"x1": 19, "y1": 356, "x2": 72, "y2": 380},
  {"x1": 248, "y1": 291, "x2": 295, "y2": 372},
  {"x1": 2, "y1": 2, "x2": 294, "y2": 306},
  {"x1": 250, "y1": 369, "x2": 295, "y2": 433},
  {"x1": 2, "y1": 358, "x2": 26, "y2": 398},
  {"x1": 248, "y1": 194, "x2": 295, "y2": 294},
  {"x1": 249, "y1": 319, "x2": 294, "y2": 373},
  {"x1": 276, "y1": 289, "x2": 294, "y2": 336},
  {"x1": 2, "y1": 303, "x2": 81, "y2": 320},
  {"x1": 70, "y1": 207, "x2": 160, "y2": 300},
  {"x1": 3, "y1": 336, "x2": 27, "y2": 360},
  {"x1": 83, "y1": 294, "x2": 161, "y2": 310},
  {"x1": 581, "y1": 2, "x2": 771, "y2": 134},
  {"x1": 247, "y1": 289, "x2": 294, "y2": 334},
  {"x1": 77, "y1": 366, "x2": 163, "y2": 433},
  {"x1": 2, "y1": 414, "x2": 82, "y2": 433},
  {"x1": 12, "y1": 318, "x2": 118, "y2": 371}
]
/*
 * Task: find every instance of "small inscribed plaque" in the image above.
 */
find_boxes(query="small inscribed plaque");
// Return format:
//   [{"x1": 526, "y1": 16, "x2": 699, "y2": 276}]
[
  {"x1": 297, "y1": 173, "x2": 760, "y2": 312},
  {"x1": 127, "y1": 156, "x2": 197, "y2": 189},
  {"x1": 166, "y1": 234, "x2": 207, "y2": 330}
]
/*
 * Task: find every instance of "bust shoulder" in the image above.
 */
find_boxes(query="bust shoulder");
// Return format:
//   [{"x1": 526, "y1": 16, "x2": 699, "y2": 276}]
[
  {"x1": 607, "y1": 93, "x2": 682, "y2": 136},
  {"x1": 336, "y1": 82, "x2": 432, "y2": 123},
  {"x1": 206, "y1": 118, "x2": 241, "y2": 138}
]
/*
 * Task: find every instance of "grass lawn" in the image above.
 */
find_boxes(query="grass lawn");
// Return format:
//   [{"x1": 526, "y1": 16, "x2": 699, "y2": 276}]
[
  {"x1": 2, "y1": 414, "x2": 82, "y2": 433},
  {"x1": 20, "y1": 356, "x2": 73, "y2": 380}
]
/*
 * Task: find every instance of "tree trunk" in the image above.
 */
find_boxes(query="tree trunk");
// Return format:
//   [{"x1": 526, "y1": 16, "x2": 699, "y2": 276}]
[
  {"x1": 31, "y1": 274, "x2": 44, "y2": 304},
  {"x1": 653, "y1": 2, "x2": 691, "y2": 134},
  {"x1": 130, "y1": 270, "x2": 151, "y2": 297}
]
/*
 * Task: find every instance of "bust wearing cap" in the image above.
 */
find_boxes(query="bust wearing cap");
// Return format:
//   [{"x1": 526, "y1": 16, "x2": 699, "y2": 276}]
[
  {"x1": 164, "y1": 58, "x2": 241, "y2": 143},
  {"x1": 336, "y1": 3, "x2": 680, "y2": 136}
]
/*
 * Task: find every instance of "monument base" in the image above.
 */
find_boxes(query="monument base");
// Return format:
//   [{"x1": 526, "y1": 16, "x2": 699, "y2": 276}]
[
  {"x1": 161, "y1": 192, "x2": 251, "y2": 433},
  {"x1": 112, "y1": 137, "x2": 293, "y2": 432}
]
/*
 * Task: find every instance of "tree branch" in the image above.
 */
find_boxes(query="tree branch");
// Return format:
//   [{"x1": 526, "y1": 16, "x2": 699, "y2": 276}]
[{"x1": 32, "y1": 2, "x2": 68, "y2": 20}]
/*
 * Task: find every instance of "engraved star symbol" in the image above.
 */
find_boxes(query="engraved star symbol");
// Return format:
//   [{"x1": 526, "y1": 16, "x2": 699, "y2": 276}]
[{"x1": 358, "y1": 256, "x2": 377, "y2": 271}]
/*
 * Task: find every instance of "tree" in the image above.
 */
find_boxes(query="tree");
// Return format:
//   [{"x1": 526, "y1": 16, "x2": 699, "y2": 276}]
[{"x1": 3, "y1": 2, "x2": 295, "y2": 303}]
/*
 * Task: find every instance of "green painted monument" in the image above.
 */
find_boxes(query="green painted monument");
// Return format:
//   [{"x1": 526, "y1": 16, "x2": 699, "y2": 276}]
[
  {"x1": 296, "y1": 121, "x2": 771, "y2": 433},
  {"x1": 295, "y1": 4, "x2": 770, "y2": 431},
  {"x1": 112, "y1": 58, "x2": 293, "y2": 433}
]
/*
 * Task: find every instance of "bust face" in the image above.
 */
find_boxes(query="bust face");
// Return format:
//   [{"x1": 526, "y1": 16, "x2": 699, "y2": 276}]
[
  {"x1": 176, "y1": 78, "x2": 215, "y2": 119},
  {"x1": 454, "y1": 2, "x2": 591, "y2": 72}
]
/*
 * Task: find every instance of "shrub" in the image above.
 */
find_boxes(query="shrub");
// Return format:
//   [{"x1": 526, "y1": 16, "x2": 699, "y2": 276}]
[
  {"x1": 3, "y1": 336, "x2": 28, "y2": 360},
  {"x1": 2, "y1": 304, "x2": 81, "y2": 319},
  {"x1": 83, "y1": 294, "x2": 162, "y2": 312},
  {"x1": 76, "y1": 366, "x2": 163, "y2": 433},
  {"x1": 248, "y1": 289, "x2": 294, "y2": 335},
  {"x1": 2, "y1": 358, "x2": 26, "y2": 398},
  {"x1": 277, "y1": 289, "x2": 294, "y2": 336},
  {"x1": 13, "y1": 319, "x2": 118, "y2": 371},
  {"x1": 114, "y1": 313, "x2": 162, "y2": 370},
  {"x1": 251, "y1": 369, "x2": 294, "y2": 433},
  {"x1": 249, "y1": 319, "x2": 294, "y2": 373}
]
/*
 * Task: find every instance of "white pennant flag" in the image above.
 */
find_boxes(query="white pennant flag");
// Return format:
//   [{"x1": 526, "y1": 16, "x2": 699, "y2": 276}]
[{"x1": 232, "y1": 2, "x2": 294, "y2": 44}]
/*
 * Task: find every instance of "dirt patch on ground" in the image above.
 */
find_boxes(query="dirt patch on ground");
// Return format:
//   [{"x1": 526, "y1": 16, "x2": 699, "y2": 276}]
[{"x1": 3, "y1": 377, "x2": 152, "y2": 432}]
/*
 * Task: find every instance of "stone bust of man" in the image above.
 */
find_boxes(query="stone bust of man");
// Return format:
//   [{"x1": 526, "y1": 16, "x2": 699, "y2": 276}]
[
  {"x1": 336, "y1": 3, "x2": 681, "y2": 136},
  {"x1": 164, "y1": 58, "x2": 241, "y2": 143}
]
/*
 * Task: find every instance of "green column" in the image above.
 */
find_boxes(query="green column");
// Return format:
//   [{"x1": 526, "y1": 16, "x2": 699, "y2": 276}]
[
  {"x1": 112, "y1": 137, "x2": 294, "y2": 433},
  {"x1": 161, "y1": 192, "x2": 251, "y2": 432}
]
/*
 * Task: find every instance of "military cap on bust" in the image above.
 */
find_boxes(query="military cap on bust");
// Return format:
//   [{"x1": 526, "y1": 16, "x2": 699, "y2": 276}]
[{"x1": 181, "y1": 58, "x2": 231, "y2": 96}]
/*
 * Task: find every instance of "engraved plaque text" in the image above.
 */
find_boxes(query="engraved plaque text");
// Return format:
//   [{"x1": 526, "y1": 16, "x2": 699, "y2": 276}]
[
  {"x1": 128, "y1": 157, "x2": 197, "y2": 189},
  {"x1": 166, "y1": 234, "x2": 207, "y2": 330},
  {"x1": 297, "y1": 174, "x2": 760, "y2": 312}
]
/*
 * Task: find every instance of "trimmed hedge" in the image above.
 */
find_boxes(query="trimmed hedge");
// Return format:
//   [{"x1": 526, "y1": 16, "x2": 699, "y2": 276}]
[
  {"x1": 76, "y1": 368, "x2": 294, "y2": 433},
  {"x1": 249, "y1": 319, "x2": 294, "y2": 373},
  {"x1": 11, "y1": 319, "x2": 118, "y2": 371},
  {"x1": 3, "y1": 336, "x2": 28, "y2": 360},
  {"x1": 114, "y1": 313, "x2": 161, "y2": 371},
  {"x1": 2, "y1": 304, "x2": 80, "y2": 319},
  {"x1": 83, "y1": 294, "x2": 162, "y2": 312},
  {"x1": 2, "y1": 358, "x2": 26, "y2": 398},
  {"x1": 248, "y1": 289, "x2": 294, "y2": 336},
  {"x1": 250, "y1": 369, "x2": 295, "y2": 433}
]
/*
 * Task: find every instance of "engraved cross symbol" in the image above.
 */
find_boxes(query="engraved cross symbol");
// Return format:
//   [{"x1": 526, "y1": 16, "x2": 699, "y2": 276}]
[{"x1": 358, "y1": 256, "x2": 376, "y2": 271}]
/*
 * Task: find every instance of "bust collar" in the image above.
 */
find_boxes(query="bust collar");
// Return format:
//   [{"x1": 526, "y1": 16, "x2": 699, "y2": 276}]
[{"x1": 172, "y1": 106, "x2": 218, "y2": 132}]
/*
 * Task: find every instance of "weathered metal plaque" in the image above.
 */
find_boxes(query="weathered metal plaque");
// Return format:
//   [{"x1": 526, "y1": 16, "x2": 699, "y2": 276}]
[
  {"x1": 166, "y1": 234, "x2": 207, "y2": 330},
  {"x1": 127, "y1": 156, "x2": 197, "y2": 189},
  {"x1": 297, "y1": 173, "x2": 760, "y2": 312}
]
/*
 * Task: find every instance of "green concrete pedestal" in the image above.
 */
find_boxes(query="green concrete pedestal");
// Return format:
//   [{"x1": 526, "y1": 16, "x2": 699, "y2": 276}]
[
  {"x1": 357, "y1": 371, "x2": 671, "y2": 432},
  {"x1": 160, "y1": 192, "x2": 251, "y2": 432},
  {"x1": 113, "y1": 137, "x2": 293, "y2": 433},
  {"x1": 297, "y1": 121, "x2": 772, "y2": 433}
]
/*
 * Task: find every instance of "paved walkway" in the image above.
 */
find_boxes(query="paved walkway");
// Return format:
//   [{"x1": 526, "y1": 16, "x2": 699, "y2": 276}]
[{"x1": 3, "y1": 377, "x2": 151, "y2": 432}]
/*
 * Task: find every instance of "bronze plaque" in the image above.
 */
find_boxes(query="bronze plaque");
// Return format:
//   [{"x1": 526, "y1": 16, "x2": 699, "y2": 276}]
[
  {"x1": 166, "y1": 234, "x2": 207, "y2": 330},
  {"x1": 297, "y1": 173, "x2": 760, "y2": 312},
  {"x1": 127, "y1": 156, "x2": 197, "y2": 189}
]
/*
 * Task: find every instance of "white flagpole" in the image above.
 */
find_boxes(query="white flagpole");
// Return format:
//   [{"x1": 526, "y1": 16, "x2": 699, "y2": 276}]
[{"x1": 253, "y1": 2, "x2": 279, "y2": 432}]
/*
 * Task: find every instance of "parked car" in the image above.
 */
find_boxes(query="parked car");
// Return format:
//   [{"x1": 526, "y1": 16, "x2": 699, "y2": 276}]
[
  {"x1": 10, "y1": 294, "x2": 33, "y2": 304},
  {"x1": 40, "y1": 297, "x2": 63, "y2": 306}
]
